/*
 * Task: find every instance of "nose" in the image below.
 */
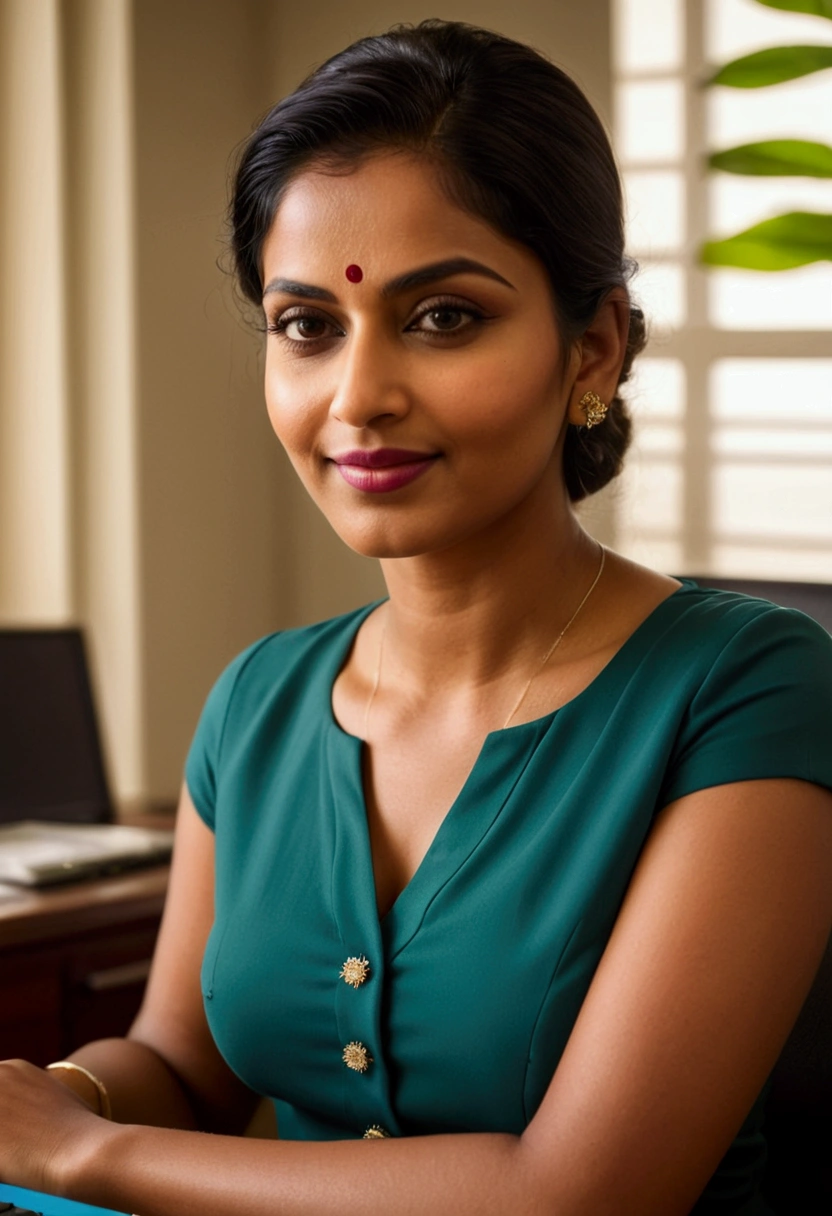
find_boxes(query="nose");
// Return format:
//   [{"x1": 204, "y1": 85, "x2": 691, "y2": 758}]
[{"x1": 328, "y1": 321, "x2": 411, "y2": 429}]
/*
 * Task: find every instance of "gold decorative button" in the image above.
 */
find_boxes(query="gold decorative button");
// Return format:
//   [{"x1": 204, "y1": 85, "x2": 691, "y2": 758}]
[
  {"x1": 342, "y1": 1041, "x2": 373, "y2": 1073},
  {"x1": 363, "y1": 1124, "x2": 391, "y2": 1139},
  {"x1": 340, "y1": 956, "x2": 371, "y2": 988}
]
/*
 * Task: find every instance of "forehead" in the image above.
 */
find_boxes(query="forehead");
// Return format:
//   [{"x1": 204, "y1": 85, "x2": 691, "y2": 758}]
[{"x1": 261, "y1": 152, "x2": 535, "y2": 283}]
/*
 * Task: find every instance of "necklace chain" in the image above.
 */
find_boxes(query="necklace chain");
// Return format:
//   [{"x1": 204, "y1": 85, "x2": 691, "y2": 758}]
[
  {"x1": 363, "y1": 612, "x2": 386, "y2": 738},
  {"x1": 363, "y1": 543, "x2": 606, "y2": 738},
  {"x1": 500, "y1": 543, "x2": 606, "y2": 729}
]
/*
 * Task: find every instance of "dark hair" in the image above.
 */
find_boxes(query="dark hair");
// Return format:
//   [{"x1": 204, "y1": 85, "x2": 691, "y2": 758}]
[{"x1": 231, "y1": 19, "x2": 645, "y2": 501}]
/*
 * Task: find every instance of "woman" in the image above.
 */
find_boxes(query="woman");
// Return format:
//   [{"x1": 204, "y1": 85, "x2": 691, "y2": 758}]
[{"x1": 2, "y1": 19, "x2": 831, "y2": 1216}]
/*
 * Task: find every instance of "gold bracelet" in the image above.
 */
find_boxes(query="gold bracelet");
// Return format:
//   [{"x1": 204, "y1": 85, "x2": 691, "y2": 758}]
[{"x1": 46, "y1": 1061, "x2": 112, "y2": 1120}]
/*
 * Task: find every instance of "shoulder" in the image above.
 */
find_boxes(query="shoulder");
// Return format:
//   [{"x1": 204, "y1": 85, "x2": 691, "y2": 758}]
[
  {"x1": 200, "y1": 600, "x2": 383, "y2": 713},
  {"x1": 596, "y1": 577, "x2": 832, "y2": 725},
  {"x1": 670, "y1": 580, "x2": 831, "y2": 679},
  {"x1": 184, "y1": 602, "x2": 382, "y2": 828},
  {"x1": 653, "y1": 582, "x2": 832, "y2": 804},
  {"x1": 636, "y1": 579, "x2": 832, "y2": 680}
]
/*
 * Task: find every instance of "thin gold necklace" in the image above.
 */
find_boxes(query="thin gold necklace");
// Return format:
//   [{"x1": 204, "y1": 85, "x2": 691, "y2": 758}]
[{"x1": 363, "y1": 543, "x2": 606, "y2": 738}]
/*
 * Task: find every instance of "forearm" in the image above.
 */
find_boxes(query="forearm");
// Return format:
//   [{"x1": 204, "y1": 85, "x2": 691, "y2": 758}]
[
  {"x1": 69, "y1": 1122, "x2": 538, "y2": 1216},
  {"x1": 58, "y1": 1038, "x2": 199, "y2": 1130}
]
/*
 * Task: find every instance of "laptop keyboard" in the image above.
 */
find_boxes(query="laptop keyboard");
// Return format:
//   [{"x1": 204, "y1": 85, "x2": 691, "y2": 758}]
[{"x1": 0, "y1": 1187, "x2": 129, "y2": 1216}]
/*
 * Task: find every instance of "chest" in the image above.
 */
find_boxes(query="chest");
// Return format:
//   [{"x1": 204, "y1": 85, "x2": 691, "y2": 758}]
[
  {"x1": 341, "y1": 660, "x2": 618, "y2": 920},
  {"x1": 206, "y1": 703, "x2": 668, "y2": 1137},
  {"x1": 361, "y1": 725, "x2": 487, "y2": 918}
]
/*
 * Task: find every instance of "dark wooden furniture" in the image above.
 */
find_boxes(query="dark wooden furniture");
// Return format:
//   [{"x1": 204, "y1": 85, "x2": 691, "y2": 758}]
[{"x1": 0, "y1": 805, "x2": 174, "y2": 1067}]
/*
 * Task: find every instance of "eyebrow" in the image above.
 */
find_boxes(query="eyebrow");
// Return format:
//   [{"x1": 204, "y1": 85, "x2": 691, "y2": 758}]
[{"x1": 261, "y1": 257, "x2": 516, "y2": 302}]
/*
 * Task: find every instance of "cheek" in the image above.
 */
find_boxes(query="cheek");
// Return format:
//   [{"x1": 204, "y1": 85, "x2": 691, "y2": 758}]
[
  {"x1": 440, "y1": 347, "x2": 565, "y2": 449},
  {"x1": 264, "y1": 362, "x2": 323, "y2": 458}
]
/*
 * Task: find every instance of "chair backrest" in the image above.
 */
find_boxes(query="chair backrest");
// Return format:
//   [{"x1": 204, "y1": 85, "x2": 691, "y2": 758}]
[{"x1": 692, "y1": 576, "x2": 832, "y2": 1208}]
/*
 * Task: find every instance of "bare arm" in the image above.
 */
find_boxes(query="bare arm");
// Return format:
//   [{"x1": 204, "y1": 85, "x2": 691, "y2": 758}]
[
  {"x1": 49, "y1": 776, "x2": 831, "y2": 1216},
  {"x1": 49, "y1": 784, "x2": 262, "y2": 1135}
]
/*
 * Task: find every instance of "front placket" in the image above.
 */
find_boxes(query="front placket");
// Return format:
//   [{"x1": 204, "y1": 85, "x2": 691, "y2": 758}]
[{"x1": 327, "y1": 727, "x2": 400, "y2": 1139}]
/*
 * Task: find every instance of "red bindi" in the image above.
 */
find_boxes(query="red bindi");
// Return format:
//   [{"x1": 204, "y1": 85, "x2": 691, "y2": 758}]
[{"x1": 345, "y1": 264, "x2": 363, "y2": 283}]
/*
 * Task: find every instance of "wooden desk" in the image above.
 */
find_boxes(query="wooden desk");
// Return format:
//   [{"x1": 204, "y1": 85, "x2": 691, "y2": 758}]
[{"x1": 0, "y1": 806, "x2": 175, "y2": 1066}]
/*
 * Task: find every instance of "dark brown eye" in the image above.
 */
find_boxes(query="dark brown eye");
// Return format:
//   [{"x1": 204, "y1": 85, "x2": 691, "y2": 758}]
[
  {"x1": 426, "y1": 308, "x2": 465, "y2": 331},
  {"x1": 410, "y1": 301, "x2": 485, "y2": 336},
  {"x1": 267, "y1": 308, "x2": 338, "y2": 346},
  {"x1": 285, "y1": 315, "x2": 328, "y2": 339},
  {"x1": 302, "y1": 317, "x2": 324, "y2": 334}
]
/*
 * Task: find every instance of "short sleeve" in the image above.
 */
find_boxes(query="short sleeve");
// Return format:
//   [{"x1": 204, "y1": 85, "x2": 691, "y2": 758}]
[
  {"x1": 661, "y1": 606, "x2": 832, "y2": 807},
  {"x1": 184, "y1": 637, "x2": 276, "y2": 831}
]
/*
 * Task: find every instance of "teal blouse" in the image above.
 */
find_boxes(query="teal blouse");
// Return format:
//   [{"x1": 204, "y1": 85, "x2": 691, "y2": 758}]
[{"x1": 185, "y1": 581, "x2": 832, "y2": 1213}]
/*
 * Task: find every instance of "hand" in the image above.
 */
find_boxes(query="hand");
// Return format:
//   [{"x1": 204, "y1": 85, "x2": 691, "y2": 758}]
[{"x1": 0, "y1": 1058, "x2": 109, "y2": 1195}]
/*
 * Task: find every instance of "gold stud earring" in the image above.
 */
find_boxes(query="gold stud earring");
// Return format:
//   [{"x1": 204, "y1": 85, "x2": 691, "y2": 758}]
[{"x1": 579, "y1": 390, "x2": 608, "y2": 429}]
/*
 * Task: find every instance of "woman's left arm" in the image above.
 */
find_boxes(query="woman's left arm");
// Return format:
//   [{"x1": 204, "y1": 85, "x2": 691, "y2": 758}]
[
  {"x1": 3, "y1": 777, "x2": 831, "y2": 1216},
  {"x1": 522, "y1": 775, "x2": 832, "y2": 1213}
]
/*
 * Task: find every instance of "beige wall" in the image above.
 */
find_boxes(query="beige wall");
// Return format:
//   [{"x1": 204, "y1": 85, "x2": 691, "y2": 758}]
[
  {"x1": 267, "y1": 0, "x2": 611, "y2": 116},
  {"x1": 132, "y1": 0, "x2": 288, "y2": 796},
  {"x1": 0, "y1": 0, "x2": 612, "y2": 801}
]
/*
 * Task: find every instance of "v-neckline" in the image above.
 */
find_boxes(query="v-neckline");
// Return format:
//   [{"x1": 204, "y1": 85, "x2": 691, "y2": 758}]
[
  {"x1": 326, "y1": 579, "x2": 698, "y2": 746},
  {"x1": 323, "y1": 580, "x2": 700, "y2": 941}
]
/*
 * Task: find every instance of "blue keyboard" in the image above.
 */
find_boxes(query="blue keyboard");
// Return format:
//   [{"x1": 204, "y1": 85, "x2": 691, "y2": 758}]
[{"x1": 0, "y1": 1183, "x2": 130, "y2": 1215}]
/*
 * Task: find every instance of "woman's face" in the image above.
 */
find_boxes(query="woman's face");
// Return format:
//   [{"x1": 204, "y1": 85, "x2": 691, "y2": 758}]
[{"x1": 260, "y1": 152, "x2": 581, "y2": 559}]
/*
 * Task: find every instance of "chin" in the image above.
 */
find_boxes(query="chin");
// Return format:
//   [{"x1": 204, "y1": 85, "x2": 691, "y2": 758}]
[
  {"x1": 325, "y1": 505, "x2": 510, "y2": 562},
  {"x1": 332, "y1": 524, "x2": 439, "y2": 561}
]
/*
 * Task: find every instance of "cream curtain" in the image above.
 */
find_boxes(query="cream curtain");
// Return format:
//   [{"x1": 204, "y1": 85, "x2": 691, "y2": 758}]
[{"x1": 0, "y1": 0, "x2": 142, "y2": 795}]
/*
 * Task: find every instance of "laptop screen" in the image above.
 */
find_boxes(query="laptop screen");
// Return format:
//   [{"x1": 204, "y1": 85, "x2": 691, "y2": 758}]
[{"x1": 0, "y1": 630, "x2": 113, "y2": 826}]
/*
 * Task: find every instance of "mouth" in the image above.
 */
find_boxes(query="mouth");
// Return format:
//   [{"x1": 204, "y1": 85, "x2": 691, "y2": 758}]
[
  {"x1": 332, "y1": 448, "x2": 439, "y2": 468},
  {"x1": 330, "y1": 448, "x2": 441, "y2": 494}
]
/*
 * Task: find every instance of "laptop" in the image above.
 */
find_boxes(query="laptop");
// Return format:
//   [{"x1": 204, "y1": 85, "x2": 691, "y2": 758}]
[
  {"x1": 0, "y1": 820, "x2": 174, "y2": 887},
  {"x1": 0, "y1": 1182, "x2": 130, "y2": 1215},
  {"x1": 0, "y1": 629, "x2": 173, "y2": 888}
]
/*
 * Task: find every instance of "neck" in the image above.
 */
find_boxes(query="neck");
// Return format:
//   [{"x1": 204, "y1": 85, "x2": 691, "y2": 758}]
[{"x1": 375, "y1": 494, "x2": 603, "y2": 702}]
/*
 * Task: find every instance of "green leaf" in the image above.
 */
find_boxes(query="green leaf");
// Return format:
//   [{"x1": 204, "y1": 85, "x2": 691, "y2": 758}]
[
  {"x1": 708, "y1": 139, "x2": 832, "y2": 176},
  {"x1": 754, "y1": 0, "x2": 832, "y2": 19},
  {"x1": 700, "y1": 211, "x2": 832, "y2": 269},
  {"x1": 708, "y1": 44, "x2": 832, "y2": 86}
]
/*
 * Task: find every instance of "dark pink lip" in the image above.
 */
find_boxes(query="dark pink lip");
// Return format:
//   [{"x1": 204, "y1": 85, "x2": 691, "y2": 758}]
[
  {"x1": 332, "y1": 448, "x2": 438, "y2": 468},
  {"x1": 334, "y1": 454, "x2": 439, "y2": 494}
]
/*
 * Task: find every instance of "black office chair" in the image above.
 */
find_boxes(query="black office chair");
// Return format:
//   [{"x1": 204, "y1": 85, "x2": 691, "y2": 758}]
[
  {"x1": 693, "y1": 578, "x2": 832, "y2": 1209},
  {"x1": 763, "y1": 935, "x2": 832, "y2": 1209}
]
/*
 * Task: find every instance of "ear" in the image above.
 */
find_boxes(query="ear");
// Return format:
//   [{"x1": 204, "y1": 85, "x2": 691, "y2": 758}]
[{"x1": 565, "y1": 288, "x2": 632, "y2": 427}]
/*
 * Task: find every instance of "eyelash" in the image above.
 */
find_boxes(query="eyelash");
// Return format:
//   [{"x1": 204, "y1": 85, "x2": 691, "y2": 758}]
[{"x1": 266, "y1": 296, "x2": 487, "y2": 351}]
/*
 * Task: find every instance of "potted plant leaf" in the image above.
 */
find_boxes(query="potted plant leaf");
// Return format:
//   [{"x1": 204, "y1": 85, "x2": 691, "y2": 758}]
[{"x1": 701, "y1": 0, "x2": 832, "y2": 271}]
